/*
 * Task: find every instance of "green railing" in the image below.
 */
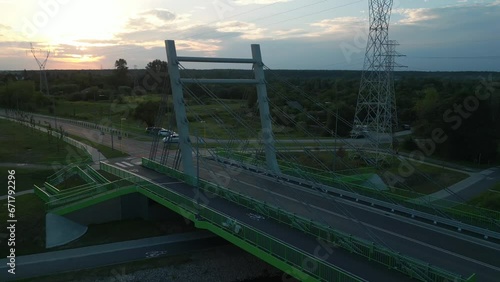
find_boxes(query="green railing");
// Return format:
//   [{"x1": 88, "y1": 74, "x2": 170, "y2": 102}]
[
  {"x1": 142, "y1": 158, "x2": 475, "y2": 282},
  {"x1": 46, "y1": 164, "x2": 78, "y2": 186},
  {"x1": 98, "y1": 162, "x2": 363, "y2": 282},
  {"x1": 34, "y1": 185, "x2": 51, "y2": 202},
  {"x1": 45, "y1": 179, "x2": 131, "y2": 210},
  {"x1": 84, "y1": 165, "x2": 110, "y2": 184},
  {"x1": 216, "y1": 150, "x2": 500, "y2": 231}
]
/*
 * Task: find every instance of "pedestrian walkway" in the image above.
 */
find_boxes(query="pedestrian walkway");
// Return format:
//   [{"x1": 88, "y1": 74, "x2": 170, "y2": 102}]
[
  {"x1": 0, "y1": 231, "x2": 218, "y2": 282},
  {"x1": 0, "y1": 189, "x2": 33, "y2": 200},
  {"x1": 0, "y1": 163, "x2": 66, "y2": 169},
  {"x1": 411, "y1": 166, "x2": 500, "y2": 205}
]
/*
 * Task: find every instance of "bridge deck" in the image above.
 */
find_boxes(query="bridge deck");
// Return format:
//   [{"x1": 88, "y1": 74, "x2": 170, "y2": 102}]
[{"x1": 133, "y1": 164, "x2": 410, "y2": 282}]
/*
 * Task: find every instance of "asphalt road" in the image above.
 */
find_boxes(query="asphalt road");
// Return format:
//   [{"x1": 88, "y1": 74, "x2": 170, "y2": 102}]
[
  {"x1": 110, "y1": 157, "x2": 499, "y2": 282},
  {"x1": 0, "y1": 232, "x2": 226, "y2": 281},
  {"x1": 6, "y1": 111, "x2": 500, "y2": 281}
]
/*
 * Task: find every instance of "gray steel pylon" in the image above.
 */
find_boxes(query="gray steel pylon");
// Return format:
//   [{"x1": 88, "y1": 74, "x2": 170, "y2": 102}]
[{"x1": 352, "y1": 0, "x2": 397, "y2": 165}]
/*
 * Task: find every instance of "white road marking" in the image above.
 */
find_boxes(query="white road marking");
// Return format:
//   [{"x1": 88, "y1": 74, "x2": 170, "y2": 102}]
[
  {"x1": 209, "y1": 170, "x2": 500, "y2": 271},
  {"x1": 115, "y1": 162, "x2": 127, "y2": 168},
  {"x1": 122, "y1": 161, "x2": 135, "y2": 167}
]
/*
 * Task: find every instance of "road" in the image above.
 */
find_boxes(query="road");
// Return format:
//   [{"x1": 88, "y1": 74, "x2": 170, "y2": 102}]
[
  {"x1": 0, "y1": 232, "x2": 227, "y2": 281},
  {"x1": 4, "y1": 111, "x2": 500, "y2": 281}
]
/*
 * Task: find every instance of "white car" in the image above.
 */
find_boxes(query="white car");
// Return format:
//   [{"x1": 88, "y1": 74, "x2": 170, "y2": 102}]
[
  {"x1": 158, "y1": 129, "x2": 174, "y2": 136},
  {"x1": 163, "y1": 133, "x2": 179, "y2": 143}
]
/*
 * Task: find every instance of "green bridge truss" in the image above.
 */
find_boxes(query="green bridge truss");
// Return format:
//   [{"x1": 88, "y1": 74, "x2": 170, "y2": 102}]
[{"x1": 33, "y1": 160, "x2": 476, "y2": 282}]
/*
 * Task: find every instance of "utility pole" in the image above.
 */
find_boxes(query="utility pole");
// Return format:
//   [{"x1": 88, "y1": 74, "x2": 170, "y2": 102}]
[
  {"x1": 30, "y1": 43, "x2": 57, "y2": 129},
  {"x1": 352, "y1": 0, "x2": 402, "y2": 165}
]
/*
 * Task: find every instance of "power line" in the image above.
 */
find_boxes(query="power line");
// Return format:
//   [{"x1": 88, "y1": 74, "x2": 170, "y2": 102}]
[{"x1": 407, "y1": 55, "x2": 500, "y2": 60}]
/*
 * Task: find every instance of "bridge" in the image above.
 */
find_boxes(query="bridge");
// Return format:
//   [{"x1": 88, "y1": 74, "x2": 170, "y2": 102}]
[{"x1": 21, "y1": 40, "x2": 500, "y2": 281}]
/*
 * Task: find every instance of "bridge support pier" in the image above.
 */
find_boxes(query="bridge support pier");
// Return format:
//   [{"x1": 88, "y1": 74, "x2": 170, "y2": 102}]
[
  {"x1": 165, "y1": 40, "x2": 196, "y2": 183},
  {"x1": 251, "y1": 45, "x2": 280, "y2": 174}
]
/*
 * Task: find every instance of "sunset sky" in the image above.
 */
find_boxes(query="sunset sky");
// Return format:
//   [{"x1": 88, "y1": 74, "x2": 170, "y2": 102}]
[{"x1": 0, "y1": 0, "x2": 499, "y2": 71}]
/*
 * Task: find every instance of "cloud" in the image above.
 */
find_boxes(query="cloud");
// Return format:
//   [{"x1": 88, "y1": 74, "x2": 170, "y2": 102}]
[
  {"x1": 394, "y1": 2, "x2": 500, "y2": 28},
  {"x1": 233, "y1": 0, "x2": 291, "y2": 5},
  {"x1": 309, "y1": 17, "x2": 366, "y2": 37},
  {"x1": 140, "y1": 9, "x2": 176, "y2": 22},
  {"x1": 215, "y1": 21, "x2": 269, "y2": 40}
]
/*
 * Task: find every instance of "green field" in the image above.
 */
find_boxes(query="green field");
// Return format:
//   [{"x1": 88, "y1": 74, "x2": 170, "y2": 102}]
[
  {"x1": 468, "y1": 183, "x2": 500, "y2": 211},
  {"x1": 0, "y1": 119, "x2": 90, "y2": 165},
  {"x1": 0, "y1": 167, "x2": 54, "y2": 192},
  {"x1": 0, "y1": 194, "x2": 46, "y2": 256},
  {"x1": 219, "y1": 150, "x2": 468, "y2": 196},
  {"x1": 66, "y1": 132, "x2": 129, "y2": 159}
]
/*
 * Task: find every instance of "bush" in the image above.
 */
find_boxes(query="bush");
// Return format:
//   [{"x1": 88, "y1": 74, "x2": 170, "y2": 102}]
[
  {"x1": 67, "y1": 92, "x2": 85, "y2": 101},
  {"x1": 118, "y1": 86, "x2": 132, "y2": 95},
  {"x1": 51, "y1": 84, "x2": 79, "y2": 94}
]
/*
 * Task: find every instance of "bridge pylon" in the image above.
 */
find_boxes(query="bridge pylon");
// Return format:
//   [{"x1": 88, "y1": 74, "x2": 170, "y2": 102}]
[{"x1": 164, "y1": 40, "x2": 280, "y2": 178}]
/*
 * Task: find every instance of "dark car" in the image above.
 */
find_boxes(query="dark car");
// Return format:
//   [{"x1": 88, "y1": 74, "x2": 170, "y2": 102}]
[{"x1": 145, "y1": 127, "x2": 164, "y2": 134}]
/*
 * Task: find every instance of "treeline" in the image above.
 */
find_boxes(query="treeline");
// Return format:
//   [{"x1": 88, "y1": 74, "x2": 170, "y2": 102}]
[{"x1": 1, "y1": 66, "x2": 498, "y2": 163}]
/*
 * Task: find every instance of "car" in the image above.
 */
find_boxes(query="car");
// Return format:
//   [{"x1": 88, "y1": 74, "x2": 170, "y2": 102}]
[
  {"x1": 162, "y1": 133, "x2": 179, "y2": 143},
  {"x1": 158, "y1": 129, "x2": 175, "y2": 136},
  {"x1": 146, "y1": 127, "x2": 164, "y2": 134}
]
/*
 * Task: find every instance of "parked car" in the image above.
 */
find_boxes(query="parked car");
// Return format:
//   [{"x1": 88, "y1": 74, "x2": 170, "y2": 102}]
[
  {"x1": 145, "y1": 127, "x2": 164, "y2": 134},
  {"x1": 158, "y1": 129, "x2": 175, "y2": 137},
  {"x1": 162, "y1": 133, "x2": 179, "y2": 143}
]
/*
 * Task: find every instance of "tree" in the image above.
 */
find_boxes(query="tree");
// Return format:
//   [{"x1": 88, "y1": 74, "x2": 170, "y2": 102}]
[
  {"x1": 146, "y1": 59, "x2": 167, "y2": 73},
  {"x1": 115, "y1": 59, "x2": 128, "y2": 71},
  {"x1": 133, "y1": 101, "x2": 160, "y2": 127},
  {"x1": 143, "y1": 59, "x2": 169, "y2": 93},
  {"x1": 113, "y1": 59, "x2": 130, "y2": 87}
]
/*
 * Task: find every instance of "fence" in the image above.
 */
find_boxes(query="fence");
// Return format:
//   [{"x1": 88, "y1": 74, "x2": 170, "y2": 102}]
[{"x1": 142, "y1": 158, "x2": 475, "y2": 282}]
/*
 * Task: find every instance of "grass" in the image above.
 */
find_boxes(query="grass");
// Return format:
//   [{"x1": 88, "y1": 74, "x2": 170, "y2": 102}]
[
  {"x1": 39, "y1": 96, "x2": 161, "y2": 136},
  {"x1": 468, "y1": 183, "x2": 500, "y2": 211},
  {"x1": 385, "y1": 160, "x2": 469, "y2": 195},
  {"x1": 66, "y1": 132, "x2": 129, "y2": 159},
  {"x1": 0, "y1": 168, "x2": 54, "y2": 192},
  {"x1": 0, "y1": 119, "x2": 91, "y2": 165},
  {"x1": 218, "y1": 150, "x2": 468, "y2": 196},
  {"x1": 0, "y1": 194, "x2": 46, "y2": 257},
  {"x1": 56, "y1": 174, "x2": 88, "y2": 190}
]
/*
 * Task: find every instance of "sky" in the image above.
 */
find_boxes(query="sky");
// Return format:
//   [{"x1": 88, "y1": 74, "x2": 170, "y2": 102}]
[{"x1": 0, "y1": 0, "x2": 499, "y2": 71}]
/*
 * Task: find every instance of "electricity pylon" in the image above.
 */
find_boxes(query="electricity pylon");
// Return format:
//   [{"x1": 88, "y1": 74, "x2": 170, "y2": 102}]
[
  {"x1": 352, "y1": 0, "x2": 402, "y2": 165},
  {"x1": 30, "y1": 43, "x2": 50, "y2": 95},
  {"x1": 31, "y1": 43, "x2": 57, "y2": 129}
]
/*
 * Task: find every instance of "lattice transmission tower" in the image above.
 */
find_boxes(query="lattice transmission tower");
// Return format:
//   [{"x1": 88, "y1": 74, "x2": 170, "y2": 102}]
[
  {"x1": 30, "y1": 43, "x2": 51, "y2": 95},
  {"x1": 353, "y1": 0, "x2": 403, "y2": 164}
]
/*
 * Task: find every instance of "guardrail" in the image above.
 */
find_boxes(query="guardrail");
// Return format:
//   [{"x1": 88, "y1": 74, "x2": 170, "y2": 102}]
[
  {"x1": 142, "y1": 158, "x2": 475, "y2": 282},
  {"x1": 34, "y1": 185, "x2": 51, "y2": 202},
  {"x1": 0, "y1": 109, "x2": 129, "y2": 138},
  {"x1": 46, "y1": 164, "x2": 78, "y2": 185},
  {"x1": 98, "y1": 162, "x2": 363, "y2": 282},
  {"x1": 215, "y1": 152, "x2": 500, "y2": 238},
  {"x1": 84, "y1": 165, "x2": 110, "y2": 184},
  {"x1": 45, "y1": 179, "x2": 131, "y2": 210}
]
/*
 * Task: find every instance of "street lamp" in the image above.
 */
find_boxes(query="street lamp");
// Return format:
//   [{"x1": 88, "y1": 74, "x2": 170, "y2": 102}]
[{"x1": 120, "y1": 117, "x2": 126, "y2": 150}]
